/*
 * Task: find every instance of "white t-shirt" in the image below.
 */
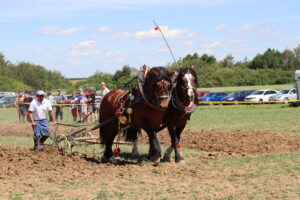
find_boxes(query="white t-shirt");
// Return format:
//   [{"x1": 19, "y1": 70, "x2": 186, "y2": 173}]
[
  {"x1": 28, "y1": 98, "x2": 52, "y2": 120},
  {"x1": 101, "y1": 88, "x2": 110, "y2": 97}
]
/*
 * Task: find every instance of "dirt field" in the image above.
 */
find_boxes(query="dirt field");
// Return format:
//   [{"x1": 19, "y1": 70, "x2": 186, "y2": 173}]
[{"x1": 1, "y1": 124, "x2": 300, "y2": 199}]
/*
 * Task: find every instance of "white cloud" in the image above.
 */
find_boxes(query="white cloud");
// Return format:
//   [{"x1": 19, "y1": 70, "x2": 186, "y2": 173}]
[
  {"x1": 206, "y1": 41, "x2": 223, "y2": 49},
  {"x1": 226, "y1": 38, "x2": 244, "y2": 44},
  {"x1": 78, "y1": 40, "x2": 98, "y2": 48},
  {"x1": 112, "y1": 32, "x2": 132, "y2": 39},
  {"x1": 103, "y1": 51, "x2": 124, "y2": 58},
  {"x1": 39, "y1": 26, "x2": 85, "y2": 35},
  {"x1": 230, "y1": 24, "x2": 257, "y2": 34},
  {"x1": 68, "y1": 49, "x2": 102, "y2": 57},
  {"x1": 186, "y1": 32, "x2": 201, "y2": 39},
  {"x1": 68, "y1": 40, "x2": 102, "y2": 57},
  {"x1": 98, "y1": 26, "x2": 112, "y2": 33},
  {"x1": 134, "y1": 26, "x2": 187, "y2": 40},
  {"x1": 214, "y1": 24, "x2": 226, "y2": 32}
]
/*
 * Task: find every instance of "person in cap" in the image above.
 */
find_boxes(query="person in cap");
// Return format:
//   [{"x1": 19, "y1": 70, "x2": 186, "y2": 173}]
[
  {"x1": 55, "y1": 89, "x2": 65, "y2": 121},
  {"x1": 28, "y1": 90, "x2": 57, "y2": 150},
  {"x1": 100, "y1": 82, "x2": 110, "y2": 98}
]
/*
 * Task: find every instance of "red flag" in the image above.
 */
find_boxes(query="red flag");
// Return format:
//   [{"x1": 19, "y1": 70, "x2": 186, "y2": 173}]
[{"x1": 154, "y1": 26, "x2": 159, "y2": 31}]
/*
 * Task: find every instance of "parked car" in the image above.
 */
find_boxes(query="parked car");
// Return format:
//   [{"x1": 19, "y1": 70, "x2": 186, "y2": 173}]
[
  {"x1": 20, "y1": 90, "x2": 35, "y2": 97},
  {"x1": 196, "y1": 91, "x2": 210, "y2": 100},
  {"x1": 269, "y1": 88, "x2": 297, "y2": 104},
  {"x1": 0, "y1": 95, "x2": 17, "y2": 108},
  {"x1": 221, "y1": 90, "x2": 256, "y2": 104},
  {"x1": 0, "y1": 92, "x2": 16, "y2": 99},
  {"x1": 199, "y1": 92, "x2": 228, "y2": 104},
  {"x1": 244, "y1": 89, "x2": 278, "y2": 102}
]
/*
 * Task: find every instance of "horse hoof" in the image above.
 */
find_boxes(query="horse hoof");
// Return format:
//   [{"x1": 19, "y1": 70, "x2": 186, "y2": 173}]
[
  {"x1": 150, "y1": 156, "x2": 160, "y2": 164},
  {"x1": 109, "y1": 157, "x2": 118, "y2": 165},
  {"x1": 175, "y1": 158, "x2": 185, "y2": 164},
  {"x1": 131, "y1": 152, "x2": 140, "y2": 158},
  {"x1": 101, "y1": 156, "x2": 118, "y2": 165},
  {"x1": 162, "y1": 156, "x2": 171, "y2": 162}
]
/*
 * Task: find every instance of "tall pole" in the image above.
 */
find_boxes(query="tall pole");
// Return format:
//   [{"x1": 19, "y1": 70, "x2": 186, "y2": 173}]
[{"x1": 153, "y1": 20, "x2": 179, "y2": 68}]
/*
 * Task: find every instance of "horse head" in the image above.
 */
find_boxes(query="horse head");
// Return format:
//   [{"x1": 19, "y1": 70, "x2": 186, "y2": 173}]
[
  {"x1": 143, "y1": 67, "x2": 174, "y2": 110},
  {"x1": 175, "y1": 65, "x2": 198, "y2": 110}
]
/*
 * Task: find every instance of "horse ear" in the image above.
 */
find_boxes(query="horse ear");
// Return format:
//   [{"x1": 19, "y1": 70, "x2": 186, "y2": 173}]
[
  {"x1": 150, "y1": 69, "x2": 159, "y2": 76},
  {"x1": 166, "y1": 71, "x2": 175, "y2": 78},
  {"x1": 191, "y1": 65, "x2": 195, "y2": 70}
]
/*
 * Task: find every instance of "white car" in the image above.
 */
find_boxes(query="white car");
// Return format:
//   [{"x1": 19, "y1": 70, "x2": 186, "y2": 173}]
[
  {"x1": 269, "y1": 88, "x2": 297, "y2": 104},
  {"x1": 245, "y1": 89, "x2": 278, "y2": 102}
]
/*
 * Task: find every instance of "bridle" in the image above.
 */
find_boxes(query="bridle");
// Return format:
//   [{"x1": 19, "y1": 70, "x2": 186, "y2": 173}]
[
  {"x1": 138, "y1": 67, "x2": 173, "y2": 111},
  {"x1": 171, "y1": 68, "x2": 197, "y2": 114}
]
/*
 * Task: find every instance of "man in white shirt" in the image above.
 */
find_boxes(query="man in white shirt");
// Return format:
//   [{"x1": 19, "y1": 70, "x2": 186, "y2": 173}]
[
  {"x1": 28, "y1": 90, "x2": 57, "y2": 150},
  {"x1": 101, "y1": 82, "x2": 110, "y2": 99}
]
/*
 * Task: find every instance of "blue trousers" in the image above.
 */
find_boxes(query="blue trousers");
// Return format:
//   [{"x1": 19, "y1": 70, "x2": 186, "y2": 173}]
[{"x1": 33, "y1": 119, "x2": 50, "y2": 137}]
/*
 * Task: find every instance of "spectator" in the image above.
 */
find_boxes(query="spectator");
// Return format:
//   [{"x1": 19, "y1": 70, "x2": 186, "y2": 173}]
[
  {"x1": 47, "y1": 92, "x2": 54, "y2": 122},
  {"x1": 23, "y1": 94, "x2": 33, "y2": 122},
  {"x1": 79, "y1": 93, "x2": 88, "y2": 122},
  {"x1": 28, "y1": 90, "x2": 57, "y2": 150},
  {"x1": 55, "y1": 89, "x2": 65, "y2": 121},
  {"x1": 101, "y1": 82, "x2": 110, "y2": 98},
  {"x1": 86, "y1": 88, "x2": 96, "y2": 122},
  {"x1": 14, "y1": 92, "x2": 26, "y2": 123},
  {"x1": 77, "y1": 88, "x2": 84, "y2": 121},
  {"x1": 94, "y1": 90, "x2": 101, "y2": 121},
  {"x1": 70, "y1": 93, "x2": 79, "y2": 122}
]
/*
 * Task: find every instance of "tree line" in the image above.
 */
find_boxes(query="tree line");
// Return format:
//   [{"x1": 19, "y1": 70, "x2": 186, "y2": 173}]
[
  {"x1": 1, "y1": 45, "x2": 300, "y2": 92},
  {"x1": 0, "y1": 53, "x2": 72, "y2": 92}
]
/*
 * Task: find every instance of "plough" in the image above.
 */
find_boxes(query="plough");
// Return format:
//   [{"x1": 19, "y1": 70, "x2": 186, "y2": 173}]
[{"x1": 49, "y1": 119, "x2": 131, "y2": 155}]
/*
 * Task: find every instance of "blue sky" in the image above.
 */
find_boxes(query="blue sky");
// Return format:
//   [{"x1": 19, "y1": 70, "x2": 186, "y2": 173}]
[{"x1": 1, "y1": 0, "x2": 300, "y2": 78}]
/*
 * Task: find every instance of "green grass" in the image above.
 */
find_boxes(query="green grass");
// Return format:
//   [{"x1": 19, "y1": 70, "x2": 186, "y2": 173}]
[
  {"x1": 0, "y1": 107, "x2": 75, "y2": 124},
  {"x1": 187, "y1": 104, "x2": 300, "y2": 133},
  {"x1": 200, "y1": 84, "x2": 294, "y2": 92},
  {"x1": 0, "y1": 136, "x2": 32, "y2": 146},
  {"x1": 1, "y1": 103, "x2": 300, "y2": 133}
]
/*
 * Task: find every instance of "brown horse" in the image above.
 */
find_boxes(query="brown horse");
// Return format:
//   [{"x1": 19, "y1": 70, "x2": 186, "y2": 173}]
[
  {"x1": 131, "y1": 66, "x2": 198, "y2": 163},
  {"x1": 99, "y1": 66, "x2": 174, "y2": 164},
  {"x1": 162, "y1": 66, "x2": 198, "y2": 163}
]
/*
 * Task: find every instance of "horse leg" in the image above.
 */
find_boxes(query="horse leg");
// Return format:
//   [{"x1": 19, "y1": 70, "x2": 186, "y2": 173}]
[
  {"x1": 131, "y1": 139, "x2": 140, "y2": 157},
  {"x1": 145, "y1": 127, "x2": 161, "y2": 164},
  {"x1": 162, "y1": 126, "x2": 175, "y2": 162},
  {"x1": 174, "y1": 126, "x2": 185, "y2": 163},
  {"x1": 100, "y1": 124, "x2": 118, "y2": 165}
]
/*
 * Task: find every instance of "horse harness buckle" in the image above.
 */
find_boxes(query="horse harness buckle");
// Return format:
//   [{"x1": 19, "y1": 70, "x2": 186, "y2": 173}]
[{"x1": 117, "y1": 91, "x2": 134, "y2": 125}]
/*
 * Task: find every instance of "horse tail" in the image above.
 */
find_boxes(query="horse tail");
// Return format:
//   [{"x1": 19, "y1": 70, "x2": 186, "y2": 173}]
[
  {"x1": 99, "y1": 125, "x2": 105, "y2": 145},
  {"x1": 123, "y1": 126, "x2": 138, "y2": 142}
]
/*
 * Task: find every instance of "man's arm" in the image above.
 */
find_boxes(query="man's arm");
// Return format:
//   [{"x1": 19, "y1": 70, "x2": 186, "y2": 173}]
[
  {"x1": 14, "y1": 98, "x2": 19, "y2": 108},
  {"x1": 28, "y1": 111, "x2": 35, "y2": 127},
  {"x1": 49, "y1": 111, "x2": 57, "y2": 124}
]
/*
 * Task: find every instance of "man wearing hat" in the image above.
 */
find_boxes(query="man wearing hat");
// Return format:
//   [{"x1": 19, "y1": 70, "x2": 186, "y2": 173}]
[
  {"x1": 100, "y1": 82, "x2": 110, "y2": 98},
  {"x1": 28, "y1": 90, "x2": 57, "y2": 150}
]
